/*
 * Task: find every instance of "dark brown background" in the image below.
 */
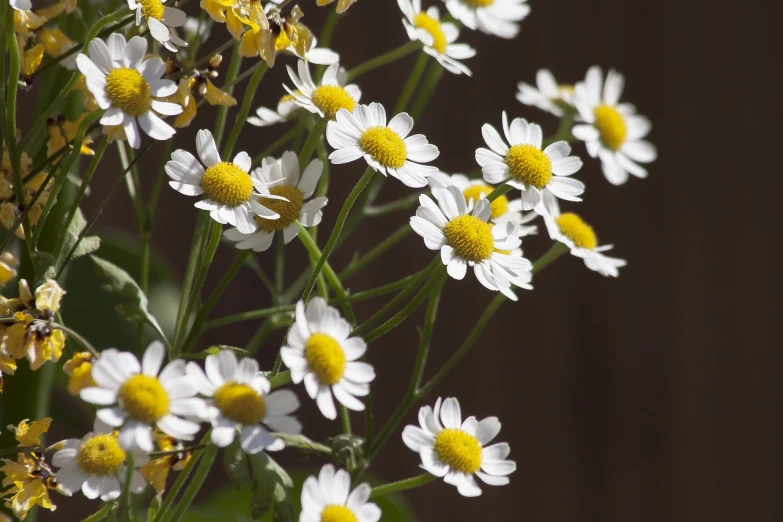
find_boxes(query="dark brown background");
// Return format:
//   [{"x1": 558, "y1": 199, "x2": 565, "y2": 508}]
[{"x1": 23, "y1": 0, "x2": 783, "y2": 520}]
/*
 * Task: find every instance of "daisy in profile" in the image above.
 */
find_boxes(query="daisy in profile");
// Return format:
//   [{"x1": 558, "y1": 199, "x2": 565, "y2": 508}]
[
  {"x1": 326, "y1": 102, "x2": 439, "y2": 188},
  {"x1": 281, "y1": 298, "x2": 375, "y2": 420},
  {"x1": 544, "y1": 211, "x2": 626, "y2": 277},
  {"x1": 411, "y1": 185, "x2": 533, "y2": 300},
  {"x1": 399, "y1": 0, "x2": 476, "y2": 76},
  {"x1": 75, "y1": 33, "x2": 182, "y2": 149},
  {"x1": 428, "y1": 171, "x2": 538, "y2": 234},
  {"x1": 475, "y1": 112, "x2": 585, "y2": 216},
  {"x1": 79, "y1": 341, "x2": 204, "y2": 452},
  {"x1": 247, "y1": 92, "x2": 301, "y2": 127},
  {"x1": 166, "y1": 129, "x2": 288, "y2": 233},
  {"x1": 442, "y1": 0, "x2": 530, "y2": 39},
  {"x1": 571, "y1": 66, "x2": 657, "y2": 185},
  {"x1": 285, "y1": 61, "x2": 361, "y2": 120},
  {"x1": 224, "y1": 151, "x2": 328, "y2": 251},
  {"x1": 51, "y1": 426, "x2": 147, "y2": 501},
  {"x1": 403, "y1": 397, "x2": 516, "y2": 497},
  {"x1": 516, "y1": 69, "x2": 575, "y2": 117},
  {"x1": 186, "y1": 349, "x2": 301, "y2": 454},
  {"x1": 300, "y1": 464, "x2": 381, "y2": 522},
  {"x1": 127, "y1": 0, "x2": 187, "y2": 52}
]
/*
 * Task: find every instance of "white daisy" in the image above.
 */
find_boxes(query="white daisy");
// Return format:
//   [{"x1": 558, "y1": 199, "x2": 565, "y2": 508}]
[
  {"x1": 79, "y1": 341, "x2": 205, "y2": 452},
  {"x1": 326, "y1": 102, "x2": 439, "y2": 188},
  {"x1": 285, "y1": 61, "x2": 361, "y2": 121},
  {"x1": 165, "y1": 129, "x2": 289, "y2": 233},
  {"x1": 399, "y1": 0, "x2": 476, "y2": 76},
  {"x1": 223, "y1": 151, "x2": 328, "y2": 252},
  {"x1": 281, "y1": 298, "x2": 375, "y2": 421},
  {"x1": 571, "y1": 66, "x2": 657, "y2": 185},
  {"x1": 543, "y1": 211, "x2": 626, "y2": 277},
  {"x1": 128, "y1": 0, "x2": 187, "y2": 52},
  {"x1": 51, "y1": 427, "x2": 147, "y2": 501},
  {"x1": 300, "y1": 465, "x2": 381, "y2": 522},
  {"x1": 247, "y1": 91, "x2": 301, "y2": 127},
  {"x1": 75, "y1": 33, "x2": 183, "y2": 149},
  {"x1": 185, "y1": 350, "x2": 302, "y2": 454},
  {"x1": 442, "y1": 0, "x2": 530, "y2": 39},
  {"x1": 403, "y1": 397, "x2": 516, "y2": 497},
  {"x1": 410, "y1": 185, "x2": 533, "y2": 300},
  {"x1": 475, "y1": 112, "x2": 585, "y2": 216},
  {"x1": 516, "y1": 68, "x2": 575, "y2": 117},
  {"x1": 9, "y1": 0, "x2": 32, "y2": 10},
  {"x1": 428, "y1": 171, "x2": 538, "y2": 234}
]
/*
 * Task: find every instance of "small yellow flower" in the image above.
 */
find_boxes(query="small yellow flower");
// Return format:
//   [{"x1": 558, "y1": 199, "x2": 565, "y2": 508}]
[
  {"x1": 316, "y1": 0, "x2": 359, "y2": 14},
  {"x1": 0, "y1": 353, "x2": 17, "y2": 393},
  {"x1": 0, "y1": 253, "x2": 18, "y2": 288},
  {"x1": 11, "y1": 418, "x2": 53, "y2": 447},
  {"x1": 20, "y1": 43, "x2": 44, "y2": 84},
  {"x1": 140, "y1": 433, "x2": 192, "y2": 495},
  {"x1": 241, "y1": 5, "x2": 312, "y2": 66},
  {"x1": 36, "y1": 26, "x2": 77, "y2": 65},
  {"x1": 63, "y1": 352, "x2": 96, "y2": 396}
]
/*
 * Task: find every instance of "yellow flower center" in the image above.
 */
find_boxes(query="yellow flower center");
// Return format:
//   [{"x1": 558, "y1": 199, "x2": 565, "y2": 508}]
[
  {"x1": 434, "y1": 428, "x2": 482, "y2": 474},
  {"x1": 105, "y1": 67, "x2": 152, "y2": 116},
  {"x1": 138, "y1": 0, "x2": 165, "y2": 20},
  {"x1": 443, "y1": 215, "x2": 494, "y2": 263},
  {"x1": 321, "y1": 505, "x2": 358, "y2": 522},
  {"x1": 200, "y1": 162, "x2": 254, "y2": 207},
  {"x1": 304, "y1": 333, "x2": 346, "y2": 385},
  {"x1": 413, "y1": 12, "x2": 447, "y2": 54},
  {"x1": 254, "y1": 184, "x2": 303, "y2": 232},
  {"x1": 462, "y1": 185, "x2": 508, "y2": 220},
  {"x1": 555, "y1": 212, "x2": 597, "y2": 250},
  {"x1": 214, "y1": 382, "x2": 266, "y2": 425},
  {"x1": 118, "y1": 374, "x2": 169, "y2": 423},
  {"x1": 358, "y1": 126, "x2": 407, "y2": 170},
  {"x1": 505, "y1": 144, "x2": 552, "y2": 189},
  {"x1": 593, "y1": 104, "x2": 627, "y2": 151},
  {"x1": 311, "y1": 85, "x2": 356, "y2": 120},
  {"x1": 76, "y1": 434, "x2": 126, "y2": 475},
  {"x1": 463, "y1": 0, "x2": 494, "y2": 6}
]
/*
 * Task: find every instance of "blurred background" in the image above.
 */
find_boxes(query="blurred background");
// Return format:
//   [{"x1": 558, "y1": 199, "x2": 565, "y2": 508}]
[{"x1": 6, "y1": 0, "x2": 783, "y2": 520}]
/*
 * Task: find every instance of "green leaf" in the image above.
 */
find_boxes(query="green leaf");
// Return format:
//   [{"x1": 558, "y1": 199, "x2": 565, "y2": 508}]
[
  {"x1": 223, "y1": 439, "x2": 252, "y2": 488},
  {"x1": 271, "y1": 434, "x2": 331, "y2": 456},
  {"x1": 248, "y1": 452, "x2": 294, "y2": 521},
  {"x1": 148, "y1": 495, "x2": 162, "y2": 522}
]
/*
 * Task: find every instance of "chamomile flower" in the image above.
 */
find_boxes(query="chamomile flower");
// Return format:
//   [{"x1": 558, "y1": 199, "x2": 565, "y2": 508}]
[
  {"x1": 128, "y1": 0, "x2": 187, "y2": 52},
  {"x1": 442, "y1": 0, "x2": 530, "y2": 39},
  {"x1": 247, "y1": 92, "x2": 301, "y2": 127},
  {"x1": 281, "y1": 298, "x2": 375, "y2": 420},
  {"x1": 300, "y1": 465, "x2": 381, "y2": 522},
  {"x1": 399, "y1": 0, "x2": 476, "y2": 76},
  {"x1": 403, "y1": 397, "x2": 516, "y2": 497},
  {"x1": 75, "y1": 33, "x2": 183, "y2": 149},
  {"x1": 544, "y1": 211, "x2": 626, "y2": 277},
  {"x1": 326, "y1": 102, "x2": 439, "y2": 188},
  {"x1": 51, "y1": 427, "x2": 147, "y2": 501},
  {"x1": 476, "y1": 112, "x2": 585, "y2": 216},
  {"x1": 79, "y1": 341, "x2": 205, "y2": 452},
  {"x1": 411, "y1": 185, "x2": 533, "y2": 300},
  {"x1": 223, "y1": 151, "x2": 328, "y2": 251},
  {"x1": 571, "y1": 66, "x2": 657, "y2": 185},
  {"x1": 166, "y1": 129, "x2": 288, "y2": 233},
  {"x1": 185, "y1": 350, "x2": 302, "y2": 454},
  {"x1": 285, "y1": 61, "x2": 361, "y2": 120},
  {"x1": 516, "y1": 69, "x2": 575, "y2": 117}
]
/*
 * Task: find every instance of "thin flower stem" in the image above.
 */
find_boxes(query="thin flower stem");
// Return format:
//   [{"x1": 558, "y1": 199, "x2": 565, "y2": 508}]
[
  {"x1": 339, "y1": 223, "x2": 412, "y2": 281},
  {"x1": 298, "y1": 118, "x2": 327, "y2": 170},
  {"x1": 542, "y1": 109, "x2": 576, "y2": 147},
  {"x1": 268, "y1": 370, "x2": 291, "y2": 388},
  {"x1": 410, "y1": 59, "x2": 444, "y2": 120},
  {"x1": 346, "y1": 41, "x2": 421, "y2": 82},
  {"x1": 532, "y1": 242, "x2": 569, "y2": 273},
  {"x1": 121, "y1": 452, "x2": 136, "y2": 522},
  {"x1": 148, "y1": 140, "x2": 174, "y2": 219},
  {"x1": 148, "y1": 446, "x2": 208, "y2": 458},
  {"x1": 394, "y1": 51, "x2": 429, "y2": 114},
  {"x1": 169, "y1": 38, "x2": 234, "y2": 80},
  {"x1": 340, "y1": 406, "x2": 352, "y2": 435},
  {"x1": 79, "y1": 502, "x2": 115, "y2": 522},
  {"x1": 212, "y1": 43, "x2": 242, "y2": 147},
  {"x1": 363, "y1": 193, "x2": 420, "y2": 217},
  {"x1": 153, "y1": 434, "x2": 212, "y2": 522},
  {"x1": 223, "y1": 63, "x2": 268, "y2": 158},
  {"x1": 53, "y1": 322, "x2": 100, "y2": 358},
  {"x1": 485, "y1": 180, "x2": 513, "y2": 202},
  {"x1": 172, "y1": 214, "x2": 210, "y2": 355},
  {"x1": 369, "y1": 473, "x2": 436, "y2": 499},
  {"x1": 251, "y1": 123, "x2": 303, "y2": 167}
]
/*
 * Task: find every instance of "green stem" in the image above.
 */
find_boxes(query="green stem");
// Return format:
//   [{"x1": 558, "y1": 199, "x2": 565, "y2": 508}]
[
  {"x1": 410, "y1": 59, "x2": 444, "y2": 120},
  {"x1": 363, "y1": 194, "x2": 420, "y2": 217},
  {"x1": 369, "y1": 474, "x2": 436, "y2": 499},
  {"x1": 166, "y1": 445, "x2": 218, "y2": 522},
  {"x1": 53, "y1": 322, "x2": 100, "y2": 358},
  {"x1": 172, "y1": 214, "x2": 209, "y2": 355},
  {"x1": 79, "y1": 502, "x2": 115, "y2": 522},
  {"x1": 212, "y1": 43, "x2": 242, "y2": 147},
  {"x1": 153, "y1": 434, "x2": 208, "y2": 522},
  {"x1": 394, "y1": 52, "x2": 429, "y2": 114},
  {"x1": 486, "y1": 180, "x2": 513, "y2": 202},
  {"x1": 340, "y1": 224, "x2": 411, "y2": 281},
  {"x1": 298, "y1": 118, "x2": 327, "y2": 170},
  {"x1": 340, "y1": 406, "x2": 352, "y2": 435},
  {"x1": 223, "y1": 63, "x2": 268, "y2": 158},
  {"x1": 268, "y1": 370, "x2": 291, "y2": 388},
  {"x1": 346, "y1": 41, "x2": 421, "y2": 82},
  {"x1": 543, "y1": 108, "x2": 576, "y2": 147},
  {"x1": 533, "y1": 242, "x2": 569, "y2": 273},
  {"x1": 122, "y1": 452, "x2": 136, "y2": 522}
]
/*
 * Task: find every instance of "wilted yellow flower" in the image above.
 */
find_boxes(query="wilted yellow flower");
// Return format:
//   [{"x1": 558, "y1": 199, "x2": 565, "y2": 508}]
[
  {"x1": 316, "y1": 0, "x2": 359, "y2": 13},
  {"x1": 36, "y1": 26, "x2": 77, "y2": 68},
  {"x1": 14, "y1": 9, "x2": 46, "y2": 41},
  {"x1": 0, "y1": 454, "x2": 57, "y2": 520},
  {"x1": 240, "y1": 5, "x2": 311, "y2": 66},
  {"x1": 0, "y1": 253, "x2": 18, "y2": 288},
  {"x1": 140, "y1": 433, "x2": 192, "y2": 495},
  {"x1": 20, "y1": 44, "x2": 44, "y2": 86},
  {"x1": 0, "y1": 353, "x2": 16, "y2": 393},
  {"x1": 46, "y1": 113, "x2": 95, "y2": 157},
  {"x1": 62, "y1": 352, "x2": 95, "y2": 395},
  {"x1": 11, "y1": 418, "x2": 52, "y2": 447}
]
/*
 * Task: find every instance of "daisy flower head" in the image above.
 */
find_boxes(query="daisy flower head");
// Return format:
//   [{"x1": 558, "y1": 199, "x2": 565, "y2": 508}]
[
  {"x1": 285, "y1": 60, "x2": 361, "y2": 120},
  {"x1": 410, "y1": 185, "x2": 533, "y2": 300},
  {"x1": 544, "y1": 211, "x2": 626, "y2": 277},
  {"x1": 476, "y1": 112, "x2": 585, "y2": 216},
  {"x1": 186, "y1": 349, "x2": 301, "y2": 454},
  {"x1": 399, "y1": 0, "x2": 476, "y2": 76},
  {"x1": 166, "y1": 129, "x2": 289, "y2": 233},
  {"x1": 300, "y1": 464, "x2": 381, "y2": 522},
  {"x1": 326, "y1": 102, "x2": 439, "y2": 188},
  {"x1": 403, "y1": 397, "x2": 516, "y2": 497},
  {"x1": 79, "y1": 341, "x2": 204, "y2": 452},
  {"x1": 442, "y1": 0, "x2": 530, "y2": 39},
  {"x1": 281, "y1": 297, "x2": 375, "y2": 420},
  {"x1": 516, "y1": 68, "x2": 575, "y2": 117},
  {"x1": 571, "y1": 66, "x2": 657, "y2": 185},
  {"x1": 128, "y1": 0, "x2": 187, "y2": 52},
  {"x1": 51, "y1": 426, "x2": 148, "y2": 501},
  {"x1": 75, "y1": 33, "x2": 183, "y2": 149},
  {"x1": 247, "y1": 91, "x2": 301, "y2": 127},
  {"x1": 223, "y1": 151, "x2": 328, "y2": 251}
]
